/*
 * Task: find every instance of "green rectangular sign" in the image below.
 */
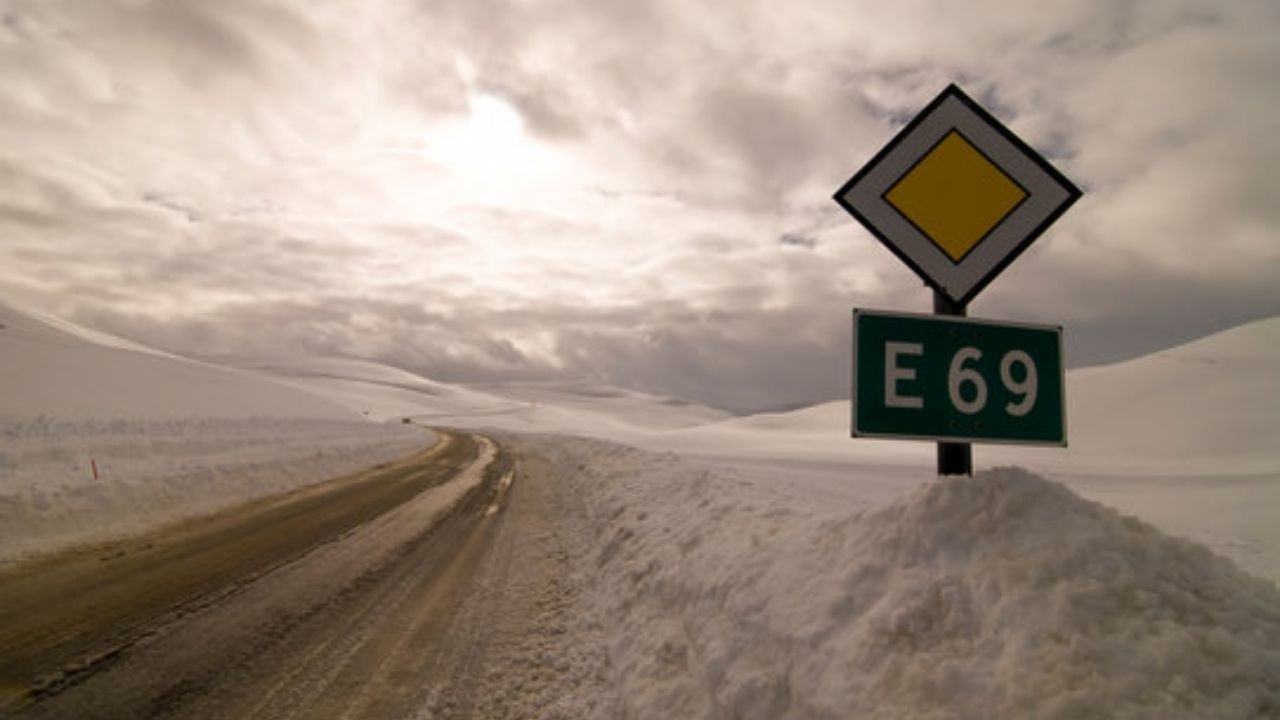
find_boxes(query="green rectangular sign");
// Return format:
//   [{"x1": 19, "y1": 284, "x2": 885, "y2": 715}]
[{"x1": 853, "y1": 309, "x2": 1065, "y2": 445}]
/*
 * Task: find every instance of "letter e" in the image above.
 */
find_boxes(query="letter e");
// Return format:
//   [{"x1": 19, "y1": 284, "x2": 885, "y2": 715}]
[{"x1": 885, "y1": 342, "x2": 924, "y2": 409}]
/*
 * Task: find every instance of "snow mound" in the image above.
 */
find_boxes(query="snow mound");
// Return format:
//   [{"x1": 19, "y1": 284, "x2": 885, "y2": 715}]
[
  {"x1": 816, "y1": 468, "x2": 1280, "y2": 718},
  {"x1": 564, "y1": 443, "x2": 1280, "y2": 719}
]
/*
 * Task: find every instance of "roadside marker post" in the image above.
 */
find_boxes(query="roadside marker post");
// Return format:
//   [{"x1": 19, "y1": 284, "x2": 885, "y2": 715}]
[{"x1": 834, "y1": 84, "x2": 1080, "y2": 475}]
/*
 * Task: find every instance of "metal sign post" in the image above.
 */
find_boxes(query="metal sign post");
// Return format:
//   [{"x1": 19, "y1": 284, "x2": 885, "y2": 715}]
[
  {"x1": 932, "y1": 291, "x2": 971, "y2": 476},
  {"x1": 835, "y1": 84, "x2": 1081, "y2": 477}
]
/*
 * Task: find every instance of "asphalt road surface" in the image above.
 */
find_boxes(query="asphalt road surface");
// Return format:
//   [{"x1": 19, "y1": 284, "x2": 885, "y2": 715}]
[{"x1": 0, "y1": 430, "x2": 589, "y2": 719}]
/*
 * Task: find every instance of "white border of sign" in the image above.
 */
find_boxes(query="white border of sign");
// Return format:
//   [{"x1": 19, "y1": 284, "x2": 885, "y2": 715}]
[{"x1": 835, "y1": 85, "x2": 1081, "y2": 306}]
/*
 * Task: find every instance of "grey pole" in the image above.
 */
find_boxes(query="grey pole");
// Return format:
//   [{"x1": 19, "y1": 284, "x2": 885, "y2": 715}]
[{"x1": 933, "y1": 291, "x2": 973, "y2": 477}]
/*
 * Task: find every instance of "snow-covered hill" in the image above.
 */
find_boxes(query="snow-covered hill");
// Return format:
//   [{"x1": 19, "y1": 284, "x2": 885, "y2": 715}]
[
  {"x1": 239, "y1": 356, "x2": 732, "y2": 437},
  {"x1": 0, "y1": 302, "x2": 425, "y2": 563},
  {"x1": 654, "y1": 316, "x2": 1280, "y2": 474},
  {"x1": 0, "y1": 301, "x2": 361, "y2": 421},
  {"x1": 237, "y1": 355, "x2": 518, "y2": 421},
  {"x1": 471, "y1": 380, "x2": 732, "y2": 430},
  {"x1": 216, "y1": 315, "x2": 1280, "y2": 478},
  {"x1": 1056, "y1": 316, "x2": 1280, "y2": 472}
]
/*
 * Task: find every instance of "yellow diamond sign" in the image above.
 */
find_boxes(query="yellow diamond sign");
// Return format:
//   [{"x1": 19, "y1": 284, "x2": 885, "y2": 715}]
[
  {"x1": 884, "y1": 131, "x2": 1027, "y2": 262},
  {"x1": 834, "y1": 85, "x2": 1080, "y2": 305}
]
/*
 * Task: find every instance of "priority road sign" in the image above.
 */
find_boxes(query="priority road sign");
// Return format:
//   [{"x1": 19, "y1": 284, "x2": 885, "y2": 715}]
[
  {"x1": 834, "y1": 85, "x2": 1081, "y2": 306},
  {"x1": 852, "y1": 309, "x2": 1065, "y2": 445}
]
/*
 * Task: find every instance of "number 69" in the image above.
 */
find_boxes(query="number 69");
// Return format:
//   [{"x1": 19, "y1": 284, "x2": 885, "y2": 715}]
[{"x1": 948, "y1": 348, "x2": 1038, "y2": 416}]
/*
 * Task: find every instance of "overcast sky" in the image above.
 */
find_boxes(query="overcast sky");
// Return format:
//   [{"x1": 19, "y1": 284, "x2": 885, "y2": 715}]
[{"x1": 2, "y1": 0, "x2": 1278, "y2": 412}]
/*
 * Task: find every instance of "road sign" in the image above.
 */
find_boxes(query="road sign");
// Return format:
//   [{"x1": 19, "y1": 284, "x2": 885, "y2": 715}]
[
  {"x1": 852, "y1": 309, "x2": 1065, "y2": 445},
  {"x1": 834, "y1": 85, "x2": 1081, "y2": 306}
]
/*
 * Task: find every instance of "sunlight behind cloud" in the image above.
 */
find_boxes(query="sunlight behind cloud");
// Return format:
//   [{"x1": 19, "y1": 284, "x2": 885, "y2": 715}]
[{"x1": 428, "y1": 92, "x2": 569, "y2": 194}]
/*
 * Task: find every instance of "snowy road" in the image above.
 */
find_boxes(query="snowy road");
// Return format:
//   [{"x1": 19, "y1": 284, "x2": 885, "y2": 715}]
[{"x1": 0, "y1": 430, "x2": 581, "y2": 719}]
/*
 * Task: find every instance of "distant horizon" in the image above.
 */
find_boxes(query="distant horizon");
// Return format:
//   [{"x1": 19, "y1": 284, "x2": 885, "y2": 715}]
[{"x1": 6, "y1": 296, "x2": 1275, "y2": 416}]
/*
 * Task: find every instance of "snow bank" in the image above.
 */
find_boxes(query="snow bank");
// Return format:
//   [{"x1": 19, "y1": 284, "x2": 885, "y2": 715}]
[
  {"x1": 0, "y1": 417, "x2": 427, "y2": 564},
  {"x1": 553, "y1": 439, "x2": 1280, "y2": 719}
]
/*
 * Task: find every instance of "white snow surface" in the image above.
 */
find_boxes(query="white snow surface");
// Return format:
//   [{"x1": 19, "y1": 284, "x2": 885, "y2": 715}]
[
  {"x1": 236, "y1": 355, "x2": 518, "y2": 422},
  {"x1": 242, "y1": 355, "x2": 733, "y2": 436},
  {"x1": 546, "y1": 436, "x2": 1280, "y2": 719},
  {"x1": 0, "y1": 301, "x2": 362, "y2": 421},
  {"x1": 0, "y1": 302, "x2": 427, "y2": 564}
]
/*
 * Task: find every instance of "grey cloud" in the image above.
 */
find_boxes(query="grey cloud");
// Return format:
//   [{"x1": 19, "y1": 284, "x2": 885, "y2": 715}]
[
  {"x1": 2, "y1": 0, "x2": 1278, "y2": 416},
  {"x1": 779, "y1": 233, "x2": 817, "y2": 249},
  {"x1": 71, "y1": 294, "x2": 845, "y2": 413},
  {"x1": 141, "y1": 192, "x2": 202, "y2": 223}
]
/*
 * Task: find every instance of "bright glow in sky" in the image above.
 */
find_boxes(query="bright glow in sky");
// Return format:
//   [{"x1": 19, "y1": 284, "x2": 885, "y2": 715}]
[
  {"x1": 425, "y1": 93, "x2": 574, "y2": 200},
  {"x1": 1, "y1": 0, "x2": 1278, "y2": 412}
]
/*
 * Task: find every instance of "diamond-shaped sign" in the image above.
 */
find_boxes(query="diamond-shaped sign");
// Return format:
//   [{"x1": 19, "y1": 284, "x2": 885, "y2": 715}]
[{"x1": 834, "y1": 84, "x2": 1081, "y2": 306}]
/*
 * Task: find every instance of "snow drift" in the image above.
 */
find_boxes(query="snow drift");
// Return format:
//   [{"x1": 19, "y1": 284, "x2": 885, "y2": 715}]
[{"x1": 555, "y1": 439, "x2": 1280, "y2": 719}]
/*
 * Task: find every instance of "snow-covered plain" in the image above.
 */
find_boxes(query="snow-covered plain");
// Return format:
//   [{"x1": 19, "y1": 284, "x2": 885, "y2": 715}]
[
  {"x1": 4, "y1": 298, "x2": 1278, "y2": 716},
  {"x1": 0, "y1": 302, "x2": 426, "y2": 563}
]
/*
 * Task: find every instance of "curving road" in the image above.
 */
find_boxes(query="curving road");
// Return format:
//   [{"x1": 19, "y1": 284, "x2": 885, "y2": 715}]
[{"x1": 0, "y1": 430, "x2": 578, "y2": 719}]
